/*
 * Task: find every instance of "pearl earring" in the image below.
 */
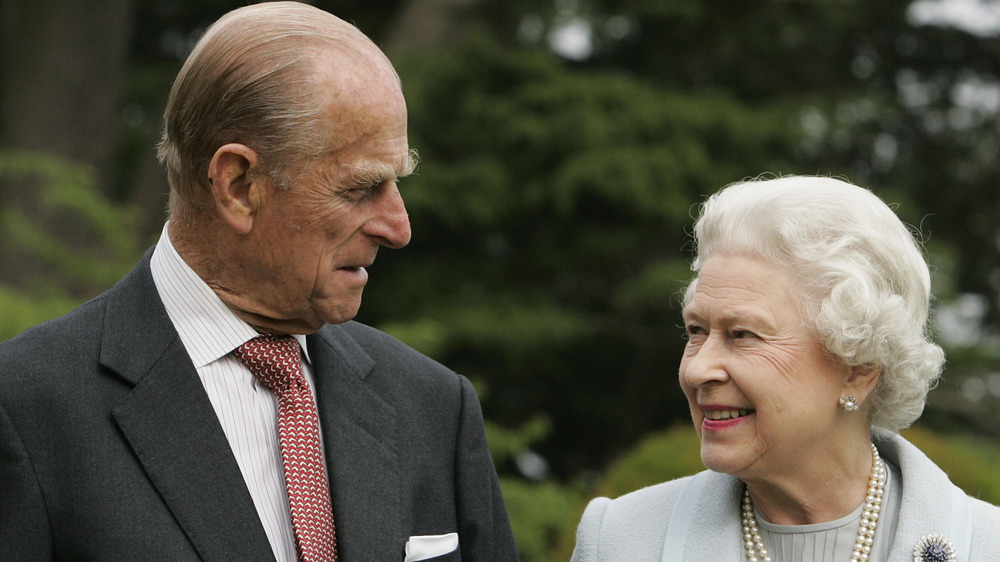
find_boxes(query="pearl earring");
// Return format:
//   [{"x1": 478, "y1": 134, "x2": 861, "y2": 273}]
[{"x1": 839, "y1": 395, "x2": 860, "y2": 412}]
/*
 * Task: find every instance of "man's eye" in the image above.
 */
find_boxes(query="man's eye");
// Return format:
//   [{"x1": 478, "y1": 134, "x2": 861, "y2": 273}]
[
  {"x1": 733, "y1": 330, "x2": 758, "y2": 339},
  {"x1": 343, "y1": 184, "x2": 378, "y2": 200}
]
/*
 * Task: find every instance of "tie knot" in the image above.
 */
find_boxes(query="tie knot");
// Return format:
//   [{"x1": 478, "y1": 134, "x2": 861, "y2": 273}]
[{"x1": 234, "y1": 334, "x2": 303, "y2": 394}]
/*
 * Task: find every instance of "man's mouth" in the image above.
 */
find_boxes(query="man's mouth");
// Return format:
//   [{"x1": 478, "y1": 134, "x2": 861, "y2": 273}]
[
  {"x1": 704, "y1": 408, "x2": 753, "y2": 420},
  {"x1": 339, "y1": 262, "x2": 371, "y2": 271}
]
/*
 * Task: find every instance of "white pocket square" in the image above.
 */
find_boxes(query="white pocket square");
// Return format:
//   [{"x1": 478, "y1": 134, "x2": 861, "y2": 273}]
[{"x1": 403, "y1": 532, "x2": 459, "y2": 561}]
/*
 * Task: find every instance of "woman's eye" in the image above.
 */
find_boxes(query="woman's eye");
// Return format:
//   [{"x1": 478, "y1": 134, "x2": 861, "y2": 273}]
[{"x1": 733, "y1": 330, "x2": 757, "y2": 339}]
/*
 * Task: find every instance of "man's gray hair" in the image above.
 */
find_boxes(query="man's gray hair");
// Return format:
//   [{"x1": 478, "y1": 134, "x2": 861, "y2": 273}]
[{"x1": 157, "y1": 1, "x2": 389, "y2": 216}]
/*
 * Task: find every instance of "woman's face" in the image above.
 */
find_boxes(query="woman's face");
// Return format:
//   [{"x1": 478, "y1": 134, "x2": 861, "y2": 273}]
[{"x1": 679, "y1": 254, "x2": 852, "y2": 481}]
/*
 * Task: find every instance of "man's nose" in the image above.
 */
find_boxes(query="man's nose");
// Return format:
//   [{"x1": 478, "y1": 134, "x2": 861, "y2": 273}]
[{"x1": 367, "y1": 181, "x2": 411, "y2": 249}]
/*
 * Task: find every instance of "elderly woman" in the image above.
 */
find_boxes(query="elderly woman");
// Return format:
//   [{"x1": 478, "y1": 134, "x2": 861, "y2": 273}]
[{"x1": 571, "y1": 176, "x2": 1000, "y2": 561}]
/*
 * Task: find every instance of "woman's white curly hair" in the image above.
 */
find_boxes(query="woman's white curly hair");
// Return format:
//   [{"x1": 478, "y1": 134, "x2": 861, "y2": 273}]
[{"x1": 683, "y1": 175, "x2": 945, "y2": 433}]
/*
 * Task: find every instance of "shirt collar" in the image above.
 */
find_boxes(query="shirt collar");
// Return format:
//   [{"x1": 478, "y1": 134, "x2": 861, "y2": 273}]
[{"x1": 149, "y1": 222, "x2": 310, "y2": 368}]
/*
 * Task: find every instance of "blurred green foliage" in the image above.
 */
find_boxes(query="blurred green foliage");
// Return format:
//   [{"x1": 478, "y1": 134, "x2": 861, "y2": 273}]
[
  {"x1": 0, "y1": 150, "x2": 141, "y2": 339},
  {"x1": 483, "y1": 415, "x2": 588, "y2": 561},
  {"x1": 587, "y1": 425, "x2": 705, "y2": 499},
  {"x1": 363, "y1": 38, "x2": 802, "y2": 484},
  {"x1": 502, "y1": 477, "x2": 587, "y2": 562},
  {"x1": 0, "y1": 286, "x2": 79, "y2": 343},
  {"x1": 6, "y1": 0, "x2": 1000, "y2": 560},
  {"x1": 902, "y1": 425, "x2": 1000, "y2": 504}
]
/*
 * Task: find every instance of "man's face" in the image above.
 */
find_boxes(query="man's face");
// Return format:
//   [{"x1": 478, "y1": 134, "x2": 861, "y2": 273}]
[{"x1": 237, "y1": 55, "x2": 414, "y2": 333}]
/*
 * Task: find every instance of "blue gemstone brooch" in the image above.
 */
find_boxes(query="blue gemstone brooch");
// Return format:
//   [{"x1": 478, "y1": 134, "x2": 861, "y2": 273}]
[{"x1": 913, "y1": 533, "x2": 956, "y2": 562}]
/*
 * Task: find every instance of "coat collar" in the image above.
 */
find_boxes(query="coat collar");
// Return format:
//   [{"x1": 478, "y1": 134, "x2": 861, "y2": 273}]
[
  {"x1": 876, "y1": 433, "x2": 971, "y2": 561},
  {"x1": 674, "y1": 434, "x2": 970, "y2": 560}
]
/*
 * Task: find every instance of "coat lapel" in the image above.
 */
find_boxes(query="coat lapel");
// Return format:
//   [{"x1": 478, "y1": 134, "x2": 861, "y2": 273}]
[
  {"x1": 102, "y1": 256, "x2": 274, "y2": 560},
  {"x1": 309, "y1": 326, "x2": 402, "y2": 561},
  {"x1": 685, "y1": 472, "x2": 744, "y2": 560},
  {"x1": 881, "y1": 434, "x2": 966, "y2": 561}
]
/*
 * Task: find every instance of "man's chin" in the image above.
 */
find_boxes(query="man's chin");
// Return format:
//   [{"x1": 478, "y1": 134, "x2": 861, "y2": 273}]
[
  {"x1": 234, "y1": 306, "x2": 334, "y2": 335},
  {"x1": 246, "y1": 316, "x2": 323, "y2": 335},
  {"x1": 311, "y1": 297, "x2": 363, "y2": 328}
]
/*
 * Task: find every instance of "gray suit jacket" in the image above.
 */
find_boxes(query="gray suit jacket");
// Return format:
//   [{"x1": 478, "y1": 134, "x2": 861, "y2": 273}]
[
  {"x1": 571, "y1": 434, "x2": 1000, "y2": 561},
  {"x1": 0, "y1": 254, "x2": 518, "y2": 561}
]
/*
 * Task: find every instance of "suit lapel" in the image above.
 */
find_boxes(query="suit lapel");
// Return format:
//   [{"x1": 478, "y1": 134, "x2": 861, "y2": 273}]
[
  {"x1": 102, "y1": 255, "x2": 274, "y2": 560},
  {"x1": 309, "y1": 326, "x2": 402, "y2": 561}
]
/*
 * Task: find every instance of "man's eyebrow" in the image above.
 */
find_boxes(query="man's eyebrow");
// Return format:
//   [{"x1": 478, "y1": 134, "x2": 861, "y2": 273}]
[{"x1": 344, "y1": 148, "x2": 420, "y2": 185}]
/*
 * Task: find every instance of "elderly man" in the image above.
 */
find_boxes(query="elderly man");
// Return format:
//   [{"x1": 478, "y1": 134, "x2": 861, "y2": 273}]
[{"x1": 0, "y1": 2, "x2": 517, "y2": 561}]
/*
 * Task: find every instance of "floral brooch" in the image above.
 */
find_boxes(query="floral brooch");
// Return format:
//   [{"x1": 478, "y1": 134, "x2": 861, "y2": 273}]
[{"x1": 913, "y1": 533, "x2": 956, "y2": 562}]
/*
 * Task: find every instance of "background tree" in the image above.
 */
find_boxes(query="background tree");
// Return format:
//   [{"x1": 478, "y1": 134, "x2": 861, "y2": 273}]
[
  {"x1": 4, "y1": 0, "x2": 1000, "y2": 559},
  {"x1": 0, "y1": 0, "x2": 135, "y2": 196}
]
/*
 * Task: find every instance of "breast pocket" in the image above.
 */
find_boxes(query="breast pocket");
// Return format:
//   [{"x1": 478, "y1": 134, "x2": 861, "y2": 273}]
[{"x1": 403, "y1": 532, "x2": 459, "y2": 561}]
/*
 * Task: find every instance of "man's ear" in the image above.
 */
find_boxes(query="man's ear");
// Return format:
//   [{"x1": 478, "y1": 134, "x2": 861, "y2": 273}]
[
  {"x1": 844, "y1": 363, "x2": 881, "y2": 408},
  {"x1": 207, "y1": 143, "x2": 267, "y2": 234}
]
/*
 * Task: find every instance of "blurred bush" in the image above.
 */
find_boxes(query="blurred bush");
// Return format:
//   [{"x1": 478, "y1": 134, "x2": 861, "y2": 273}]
[
  {"x1": 483, "y1": 407, "x2": 589, "y2": 561},
  {"x1": 0, "y1": 149, "x2": 142, "y2": 340},
  {"x1": 902, "y1": 425, "x2": 1000, "y2": 504}
]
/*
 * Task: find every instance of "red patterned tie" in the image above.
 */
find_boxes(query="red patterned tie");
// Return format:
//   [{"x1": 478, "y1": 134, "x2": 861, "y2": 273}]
[{"x1": 235, "y1": 334, "x2": 339, "y2": 562}]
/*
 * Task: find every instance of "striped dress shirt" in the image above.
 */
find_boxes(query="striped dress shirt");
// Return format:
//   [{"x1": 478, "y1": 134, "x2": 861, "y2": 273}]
[{"x1": 149, "y1": 223, "x2": 323, "y2": 562}]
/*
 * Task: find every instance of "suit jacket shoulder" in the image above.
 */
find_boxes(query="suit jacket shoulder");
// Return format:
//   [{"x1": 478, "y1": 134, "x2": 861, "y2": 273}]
[
  {"x1": 0, "y1": 254, "x2": 277, "y2": 560},
  {"x1": 1, "y1": 289, "x2": 108, "y2": 379}
]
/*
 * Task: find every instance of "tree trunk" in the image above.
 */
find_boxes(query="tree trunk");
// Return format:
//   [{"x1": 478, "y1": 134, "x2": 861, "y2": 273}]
[
  {"x1": 0, "y1": 0, "x2": 138, "y2": 295},
  {"x1": 0, "y1": 0, "x2": 136, "y2": 195}
]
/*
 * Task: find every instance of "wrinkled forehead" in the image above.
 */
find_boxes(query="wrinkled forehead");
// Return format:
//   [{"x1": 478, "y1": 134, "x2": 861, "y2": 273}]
[
  {"x1": 310, "y1": 51, "x2": 407, "y2": 146},
  {"x1": 313, "y1": 44, "x2": 404, "y2": 111},
  {"x1": 313, "y1": 31, "x2": 401, "y2": 88}
]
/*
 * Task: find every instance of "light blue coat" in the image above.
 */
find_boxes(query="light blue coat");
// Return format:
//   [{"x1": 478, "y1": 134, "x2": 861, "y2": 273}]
[{"x1": 571, "y1": 434, "x2": 1000, "y2": 561}]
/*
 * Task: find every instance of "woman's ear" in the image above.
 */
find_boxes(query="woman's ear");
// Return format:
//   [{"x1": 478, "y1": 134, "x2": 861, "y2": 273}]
[
  {"x1": 844, "y1": 363, "x2": 881, "y2": 408},
  {"x1": 207, "y1": 143, "x2": 267, "y2": 234}
]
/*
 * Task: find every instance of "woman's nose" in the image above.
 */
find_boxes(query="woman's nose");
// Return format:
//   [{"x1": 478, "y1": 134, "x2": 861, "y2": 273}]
[{"x1": 680, "y1": 336, "x2": 729, "y2": 388}]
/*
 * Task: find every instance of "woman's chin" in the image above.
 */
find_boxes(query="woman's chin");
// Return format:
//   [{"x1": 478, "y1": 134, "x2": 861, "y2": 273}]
[{"x1": 699, "y1": 443, "x2": 751, "y2": 476}]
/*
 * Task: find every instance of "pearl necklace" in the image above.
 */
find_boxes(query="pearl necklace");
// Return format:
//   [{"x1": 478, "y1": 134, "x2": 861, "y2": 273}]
[{"x1": 740, "y1": 443, "x2": 886, "y2": 562}]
